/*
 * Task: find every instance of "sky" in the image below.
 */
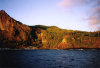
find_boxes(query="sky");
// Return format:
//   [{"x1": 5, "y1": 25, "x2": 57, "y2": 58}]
[{"x1": 0, "y1": 0, "x2": 100, "y2": 31}]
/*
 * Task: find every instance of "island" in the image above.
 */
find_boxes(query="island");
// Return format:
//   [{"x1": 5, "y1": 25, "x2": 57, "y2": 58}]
[{"x1": 0, "y1": 10, "x2": 100, "y2": 49}]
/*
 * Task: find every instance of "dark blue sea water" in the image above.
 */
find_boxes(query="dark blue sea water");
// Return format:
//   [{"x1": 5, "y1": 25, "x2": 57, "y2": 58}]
[{"x1": 0, "y1": 49, "x2": 100, "y2": 68}]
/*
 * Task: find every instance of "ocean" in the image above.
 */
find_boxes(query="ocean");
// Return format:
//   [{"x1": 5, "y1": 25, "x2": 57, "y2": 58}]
[{"x1": 0, "y1": 49, "x2": 100, "y2": 68}]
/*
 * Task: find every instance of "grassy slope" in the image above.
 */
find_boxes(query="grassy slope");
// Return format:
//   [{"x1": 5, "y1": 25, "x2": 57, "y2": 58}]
[{"x1": 29, "y1": 25, "x2": 100, "y2": 49}]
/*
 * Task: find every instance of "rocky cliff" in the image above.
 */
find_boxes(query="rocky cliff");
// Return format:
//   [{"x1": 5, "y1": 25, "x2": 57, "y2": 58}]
[
  {"x1": 0, "y1": 10, "x2": 33, "y2": 48},
  {"x1": 0, "y1": 10, "x2": 100, "y2": 49}
]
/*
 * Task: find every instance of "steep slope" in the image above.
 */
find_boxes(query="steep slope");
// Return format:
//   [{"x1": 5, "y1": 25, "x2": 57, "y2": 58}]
[{"x1": 0, "y1": 10, "x2": 32, "y2": 48}]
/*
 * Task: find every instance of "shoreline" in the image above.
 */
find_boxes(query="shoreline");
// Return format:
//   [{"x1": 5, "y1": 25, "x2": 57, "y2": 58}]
[{"x1": 0, "y1": 48, "x2": 100, "y2": 50}]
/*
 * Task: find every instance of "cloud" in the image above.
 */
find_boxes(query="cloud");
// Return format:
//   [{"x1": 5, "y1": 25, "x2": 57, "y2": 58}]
[
  {"x1": 88, "y1": 7, "x2": 100, "y2": 31},
  {"x1": 58, "y1": 0, "x2": 75, "y2": 8},
  {"x1": 57, "y1": 0, "x2": 86, "y2": 12},
  {"x1": 87, "y1": 0, "x2": 100, "y2": 31},
  {"x1": 58, "y1": 0, "x2": 90, "y2": 8},
  {"x1": 58, "y1": 0, "x2": 100, "y2": 31}
]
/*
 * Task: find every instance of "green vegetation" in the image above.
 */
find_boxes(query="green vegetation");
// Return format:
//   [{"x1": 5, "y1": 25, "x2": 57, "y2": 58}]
[
  {"x1": 1, "y1": 24, "x2": 100, "y2": 49},
  {"x1": 30, "y1": 25, "x2": 100, "y2": 49},
  {"x1": 42, "y1": 26, "x2": 71, "y2": 48}
]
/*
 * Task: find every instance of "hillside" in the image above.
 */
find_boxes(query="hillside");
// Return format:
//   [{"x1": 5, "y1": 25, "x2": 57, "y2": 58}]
[{"x1": 0, "y1": 10, "x2": 100, "y2": 49}]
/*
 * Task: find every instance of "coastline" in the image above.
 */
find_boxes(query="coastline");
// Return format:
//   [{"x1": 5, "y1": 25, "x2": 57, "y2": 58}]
[{"x1": 0, "y1": 48, "x2": 100, "y2": 50}]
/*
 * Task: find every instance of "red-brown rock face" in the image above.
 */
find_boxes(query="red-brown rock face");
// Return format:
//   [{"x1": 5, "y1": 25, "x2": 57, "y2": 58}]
[{"x1": 0, "y1": 10, "x2": 31, "y2": 42}]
